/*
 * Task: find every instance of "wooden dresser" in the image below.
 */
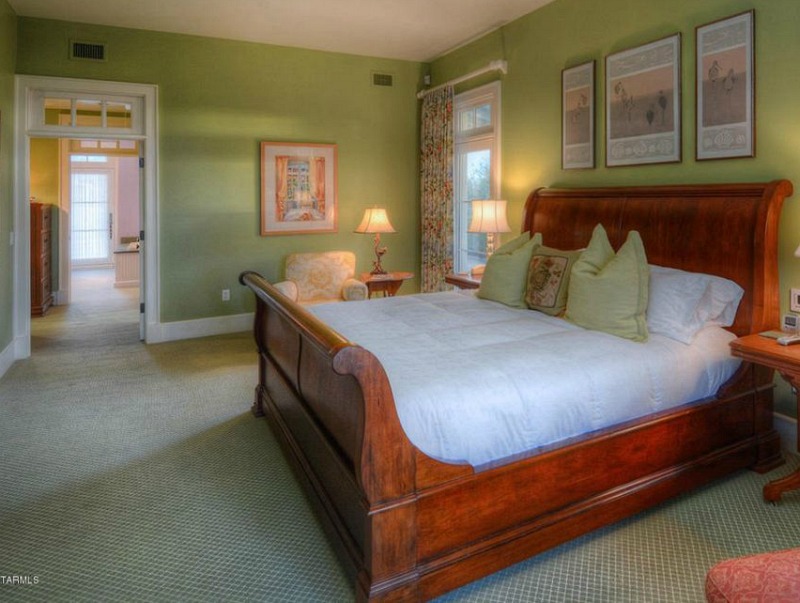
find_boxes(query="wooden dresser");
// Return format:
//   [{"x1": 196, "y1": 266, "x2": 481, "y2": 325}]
[{"x1": 30, "y1": 202, "x2": 54, "y2": 316}]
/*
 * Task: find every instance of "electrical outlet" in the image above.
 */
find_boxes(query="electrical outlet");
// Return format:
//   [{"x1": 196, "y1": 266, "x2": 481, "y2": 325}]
[
  {"x1": 791, "y1": 289, "x2": 800, "y2": 313},
  {"x1": 221, "y1": 289, "x2": 230, "y2": 302}
]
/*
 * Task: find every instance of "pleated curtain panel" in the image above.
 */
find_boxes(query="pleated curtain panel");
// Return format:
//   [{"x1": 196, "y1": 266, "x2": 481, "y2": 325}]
[{"x1": 420, "y1": 85, "x2": 454, "y2": 292}]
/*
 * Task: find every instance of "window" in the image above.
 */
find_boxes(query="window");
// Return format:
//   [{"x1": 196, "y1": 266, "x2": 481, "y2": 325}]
[
  {"x1": 453, "y1": 82, "x2": 501, "y2": 273},
  {"x1": 70, "y1": 155, "x2": 109, "y2": 163},
  {"x1": 31, "y1": 90, "x2": 142, "y2": 135},
  {"x1": 71, "y1": 170, "x2": 112, "y2": 266}
]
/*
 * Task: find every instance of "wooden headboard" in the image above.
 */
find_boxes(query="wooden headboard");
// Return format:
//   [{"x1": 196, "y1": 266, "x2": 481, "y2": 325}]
[{"x1": 522, "y1": 181, "x2": 793, "y2": 336}]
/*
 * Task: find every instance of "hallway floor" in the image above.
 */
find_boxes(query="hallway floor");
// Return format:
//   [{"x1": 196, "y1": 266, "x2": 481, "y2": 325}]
[{"x1": 31, "y1": 268, "x2": 140, "y2": 346}]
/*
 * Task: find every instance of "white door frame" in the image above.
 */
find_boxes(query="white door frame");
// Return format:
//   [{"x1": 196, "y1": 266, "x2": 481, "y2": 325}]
[{"x1": 13, "y1": 75, "x2": 159, "y2": 357}]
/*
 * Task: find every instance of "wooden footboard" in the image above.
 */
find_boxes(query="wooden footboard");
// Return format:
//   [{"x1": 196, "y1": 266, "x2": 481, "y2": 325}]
[
  {"x1": 240, "y1": 271, "x2": 434, "y2": 599},
  {"x1": 241, "y1": 180, "x2": 792, "y2": 601}
]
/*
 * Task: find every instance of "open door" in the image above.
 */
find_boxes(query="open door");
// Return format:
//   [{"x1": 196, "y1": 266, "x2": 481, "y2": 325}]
[{"x1": 138, "y1": 144, "x2": 145, "y2": 341}]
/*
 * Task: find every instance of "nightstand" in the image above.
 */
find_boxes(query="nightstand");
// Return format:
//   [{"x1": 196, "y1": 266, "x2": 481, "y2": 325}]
[
  {"x1": 444, "y1": 273, "x2": 481, "y2": 290},
  {"x1": 730, "y1": 333, "x2": 800, "y2": 502},
  {"x1": 360, "y1": 272, "x2": 413, "y2": 298}
]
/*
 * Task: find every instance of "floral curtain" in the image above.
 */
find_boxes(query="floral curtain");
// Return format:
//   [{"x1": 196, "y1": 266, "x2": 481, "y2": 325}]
[{"x1": 420, "y1": 86, "x2": 454, "y2": 292}]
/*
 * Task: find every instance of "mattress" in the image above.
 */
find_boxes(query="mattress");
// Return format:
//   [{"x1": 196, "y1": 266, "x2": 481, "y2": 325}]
[{"x1": 310, "y1": 291, "x2": 740, "y2": 468}]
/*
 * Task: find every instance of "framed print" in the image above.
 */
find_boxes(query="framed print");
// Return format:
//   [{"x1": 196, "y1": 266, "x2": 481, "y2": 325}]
[
  {"x1": 260, "y1": 141, "x2": 337, "y2": 235},
  {"x1": 696, "y1": 10, "x2": 755, "y2": 160},
  {"x1": 562, "y1": 61, "x2": 595, "y2": 169},
  {"x1": 606, "y1": 34, "x2": 681, "y2": 167}
]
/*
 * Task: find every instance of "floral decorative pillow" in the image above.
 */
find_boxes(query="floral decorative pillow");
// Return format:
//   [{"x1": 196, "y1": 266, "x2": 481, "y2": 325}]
[{"x1": 525, "y1": 246, "x2": 581, "y2": 316}]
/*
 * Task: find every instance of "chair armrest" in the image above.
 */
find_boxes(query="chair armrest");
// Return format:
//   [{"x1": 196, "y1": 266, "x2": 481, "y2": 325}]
[
  {"x1": 273, "y1": 280, "x2": 299, "y2": 302},
  {"x1": 342, "y1": 278, "x2": 368, "y2": 301}
]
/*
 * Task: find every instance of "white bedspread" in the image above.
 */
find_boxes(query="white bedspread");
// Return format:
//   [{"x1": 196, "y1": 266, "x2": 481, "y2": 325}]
[{"x1": 310, "y1": 292, "x2": 740, "y2": 468}]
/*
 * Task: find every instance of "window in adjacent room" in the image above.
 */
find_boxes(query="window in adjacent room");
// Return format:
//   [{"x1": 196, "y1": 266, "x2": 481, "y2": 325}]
[
  {"x1": 453, "y1": 82, "x2": 501, "y2": 274},
  {"x1": 70, "y1": 168, "x2": 113, "y2": 266}
]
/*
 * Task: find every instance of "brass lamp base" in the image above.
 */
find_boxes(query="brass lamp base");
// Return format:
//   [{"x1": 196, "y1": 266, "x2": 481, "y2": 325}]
[{"x1": 370, "y1": 233, "x2": 388, "y2": 275}]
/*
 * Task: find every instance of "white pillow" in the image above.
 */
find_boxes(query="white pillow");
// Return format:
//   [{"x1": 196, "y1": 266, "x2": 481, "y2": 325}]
[{"x1": 646, "y1": 265, "x2": 744, "y2": 344}]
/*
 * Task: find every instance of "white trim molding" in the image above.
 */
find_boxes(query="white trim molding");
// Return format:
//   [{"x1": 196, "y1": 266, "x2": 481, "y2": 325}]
[
  {"x1": 14, "y1": 75, "x2": 159, "y2": 359},
  {"x1": 146, "y1": 313, "x2": 254, "y2": 344}
]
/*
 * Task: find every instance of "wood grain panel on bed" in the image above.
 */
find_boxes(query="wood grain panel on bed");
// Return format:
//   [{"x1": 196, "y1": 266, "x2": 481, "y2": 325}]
[{"x1": 241, "y1": 180, "x2": 792, "y2": 601}]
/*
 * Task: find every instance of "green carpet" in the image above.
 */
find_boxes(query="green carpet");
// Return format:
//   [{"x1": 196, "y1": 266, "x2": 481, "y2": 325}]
[{"x1": 1, "y1": 270, "x2": 799, "y2": 602}]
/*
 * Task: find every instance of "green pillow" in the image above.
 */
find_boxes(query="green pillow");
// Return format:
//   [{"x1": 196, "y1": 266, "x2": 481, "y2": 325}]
[
  {"x1": 496, "y1": 232, "x2": 535, "y2": 254},
  {"x1": 525, "y1": 245, "x2": 581, "y2": 316},
  {"x1": 477, "y1": 232, "x2": 543, "y2": 308},
  {"x1": 565, "y1": 224, "x2": 649, "y2": 342}
]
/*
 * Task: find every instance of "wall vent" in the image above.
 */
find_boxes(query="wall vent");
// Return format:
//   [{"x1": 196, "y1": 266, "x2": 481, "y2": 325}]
[
  {"x1": 70, "y1": 40, "x2": 107, "y2": 62},
  {"x1": 372, "y1": 72, "x2": 394, "y2": 87}
]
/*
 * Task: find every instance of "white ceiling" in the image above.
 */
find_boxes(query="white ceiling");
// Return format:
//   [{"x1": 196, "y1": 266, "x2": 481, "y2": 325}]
[{"x1": 8, "y1": 0, "x2": 556, "y2": 62}]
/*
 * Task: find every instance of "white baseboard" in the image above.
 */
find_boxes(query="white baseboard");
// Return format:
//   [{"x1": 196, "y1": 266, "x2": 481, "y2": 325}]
[
  {"x1": 0, "y1": 340, "x2": 15, "y2": 381},
  {"x1": 146, "y1": 312, "x2": 253, "y2": 343},
  {"x1": 774, "y1": 412, "x2": 798, "y2": 453}
]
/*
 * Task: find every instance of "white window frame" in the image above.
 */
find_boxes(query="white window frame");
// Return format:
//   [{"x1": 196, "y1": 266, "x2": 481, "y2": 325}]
[
  {"x1": 28, "y1": 90, "x2": 144, "y2": 136},
  {"x1": 453, "y1": 82, "x2": 501, "y2": 274}
]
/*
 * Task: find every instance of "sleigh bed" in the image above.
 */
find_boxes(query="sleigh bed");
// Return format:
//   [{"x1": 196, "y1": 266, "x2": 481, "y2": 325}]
[{"x1": 240, "y1": 180, "x2": 792, "y2": 601}]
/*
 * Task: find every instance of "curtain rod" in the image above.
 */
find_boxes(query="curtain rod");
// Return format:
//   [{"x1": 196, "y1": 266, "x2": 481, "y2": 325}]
[{"x1": 416, "y1": 60, "x2": 508, "y2": 99}]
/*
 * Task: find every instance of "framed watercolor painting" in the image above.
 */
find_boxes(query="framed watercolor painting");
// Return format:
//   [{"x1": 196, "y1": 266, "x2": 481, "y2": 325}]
[
  {"x1": 562, "y1": 61, "x2": 595, "y2": 170},
  {"x1": 696, "y1": 10, "x2": 755, "y2": 160},
  {"x1": 260, "y1": 141, "x2": 337, "y2": 235},
  {"x1": 605, "y1": 34, "x2": 681, "y2": 167}
]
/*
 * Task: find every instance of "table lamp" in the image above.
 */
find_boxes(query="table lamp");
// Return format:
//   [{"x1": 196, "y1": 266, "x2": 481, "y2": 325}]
[
  {"x1": 468, "y1": 199, "x2": 512, "y2": 257},
  {"x1": 355, "y1": 208, "x2": 396, "y2": 275}
]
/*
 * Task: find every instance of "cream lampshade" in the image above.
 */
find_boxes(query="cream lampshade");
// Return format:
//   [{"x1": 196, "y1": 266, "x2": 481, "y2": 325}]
[
  {"x1": 355, "y1": 208, "x2": 396, "y2": 275},
  {"x1": 468, "y1": 200, "x2": 512, "y2": 257}
]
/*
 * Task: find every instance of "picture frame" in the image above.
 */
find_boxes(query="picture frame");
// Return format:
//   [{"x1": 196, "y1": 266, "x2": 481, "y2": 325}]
[
  {"x1": 605, "y1": 33, "x2": 681, "y2": 167},
  {"x1": 260, "y1": 141, "x2": 337, "y2": 235},
  {"x1": 562, "y1": 61, "x2": 595, "y2": 170},
  {"x1": 696, "y1": 10, "x2": 755, "y2": 161}
]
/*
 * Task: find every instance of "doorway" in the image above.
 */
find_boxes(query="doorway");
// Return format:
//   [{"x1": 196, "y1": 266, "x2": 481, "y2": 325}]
[
  {"x1": 29, "y1": 137, "x2": 143, "y2": 335},
  {"x1": 14, "y1": 75, "x2": 158, "y2": 360}
]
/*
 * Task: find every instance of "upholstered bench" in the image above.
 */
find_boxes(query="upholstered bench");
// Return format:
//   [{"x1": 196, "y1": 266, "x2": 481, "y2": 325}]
[{"x1": 705, "y1": 548, "x2": 800, "y2": 602}]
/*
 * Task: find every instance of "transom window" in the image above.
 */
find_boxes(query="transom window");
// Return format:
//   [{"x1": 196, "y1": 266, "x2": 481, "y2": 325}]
[
  {"x1": 70, "y1": 155, "x2": 109, "y2": 163},
  {"x1": 29, "y1": 90, "x2": 143, "y2": 136}
]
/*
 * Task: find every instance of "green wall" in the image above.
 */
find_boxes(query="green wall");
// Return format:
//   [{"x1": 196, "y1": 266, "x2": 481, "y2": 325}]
[
  {"x1": 16, "y1": 18, "x2": 424, "y2": 322},
  {"x1": 0, "y1": 0, "x2": 16, "y2": 353},
  {"x1": 431, "y1": 0, "x2": 800, "y2": 416},
  {"x1": 29, "y1": 137, "x2": 60, "y2": 292}
]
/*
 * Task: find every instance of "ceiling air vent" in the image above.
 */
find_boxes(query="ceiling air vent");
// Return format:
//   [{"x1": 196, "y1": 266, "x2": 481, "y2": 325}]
[
  {"x1": 70, "y1": 40, "x2": 107, "y2": 62},
  {"x1": 372, "y1": 72, "x2": 394, "y2": 87}
]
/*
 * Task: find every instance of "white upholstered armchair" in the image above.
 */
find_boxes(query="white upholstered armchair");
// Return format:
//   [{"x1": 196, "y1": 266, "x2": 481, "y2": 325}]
[{"x1": 274, "y1": 251, "x2": 368, "y2": 305}]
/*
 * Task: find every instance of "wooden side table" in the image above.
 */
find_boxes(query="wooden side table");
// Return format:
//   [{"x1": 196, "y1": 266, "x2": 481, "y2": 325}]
[
  {"x1": 360, "y1": 271, "x2": 413, "y2": 298},
  {"x1": 444, "y1": 273, "x2": 481, "y2": 290},
  {"x1": 730, "y1": 333, "x2": 800, "y2": 502}
]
